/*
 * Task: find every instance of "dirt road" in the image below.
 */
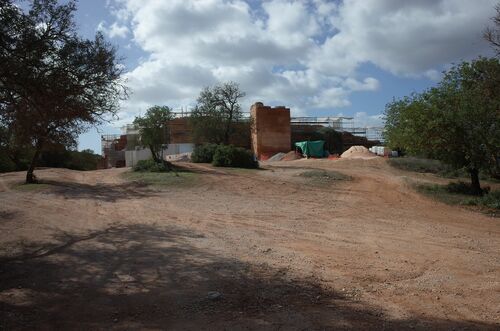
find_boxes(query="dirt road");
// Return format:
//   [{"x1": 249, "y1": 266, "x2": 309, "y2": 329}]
[{"x1": 0, "y1": 158, "x2": 498, "y2": 330}]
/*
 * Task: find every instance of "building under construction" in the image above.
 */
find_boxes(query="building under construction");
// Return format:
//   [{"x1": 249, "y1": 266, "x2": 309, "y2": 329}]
[{"x1": 101, "y1": 102, "x2": 383, "y2": 167}]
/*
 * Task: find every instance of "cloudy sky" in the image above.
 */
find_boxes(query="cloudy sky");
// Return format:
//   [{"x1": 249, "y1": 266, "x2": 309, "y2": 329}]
[{"x1": 76, "y1": 0, "x2": 496, "y2": 152}]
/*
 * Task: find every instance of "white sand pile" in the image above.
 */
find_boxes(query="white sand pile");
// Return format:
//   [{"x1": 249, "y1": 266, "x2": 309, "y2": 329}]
[
  {"x1": 341, "y1": 146, "x2": 377, "y2": 159},
  {"x1": 268, "y1": 152, "x2": 286, "y2": 162}
]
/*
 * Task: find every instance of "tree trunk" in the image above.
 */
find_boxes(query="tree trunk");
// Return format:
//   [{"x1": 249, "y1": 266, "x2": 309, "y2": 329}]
[
  {"x1": 149, "y1": 145, "x2": 160, "y2": 163},
  {"x1": 469, "y1": 168, "x2": 482, "y2": 196},
  {"x1": 26, "y1": 140, "x2": 43, "y2": 184}
]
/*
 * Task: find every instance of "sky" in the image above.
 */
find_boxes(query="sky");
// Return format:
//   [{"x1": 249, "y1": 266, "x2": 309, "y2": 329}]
[{"x1": 74, "y1": 0, "x2": 497, "y2": 154}]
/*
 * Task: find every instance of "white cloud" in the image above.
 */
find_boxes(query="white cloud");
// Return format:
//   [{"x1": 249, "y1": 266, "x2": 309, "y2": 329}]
[
  {"x1": 104, "y1": 0, "x2": 495, "y2": 123},
  {"x1": 97, "y1": 21, "x2": 129, "y2": 39},
  {"x1": 312, "y1": 0, "x2": 495, "y2": 76}
]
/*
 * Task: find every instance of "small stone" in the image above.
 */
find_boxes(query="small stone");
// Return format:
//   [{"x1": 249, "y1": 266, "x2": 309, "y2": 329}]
[{"x1": 207, "y1": 291, "x2": 222, "y2": 301}]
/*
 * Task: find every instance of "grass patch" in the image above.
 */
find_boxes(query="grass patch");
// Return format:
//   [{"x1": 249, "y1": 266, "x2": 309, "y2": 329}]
[
  {"x1": 389, "y1": 157, "x2": 498, "y2": 181},
  {"x1": 461, "y1": 191, "x2": 500, "y2": 210},
  {"x1": 122, "y1": 170, "x2": 198, "y2": 188},
  {"x1": 415, "y1": 182, "x2": 500, "y2": 213},
  {"x1": 13, "y1": 183, "x2": 51, "y2": 192},
  {"x1": 388, "y1": 157, "x2": 448, "y2": 174},
  {"x1": 299, "y1": 169, "x2": 351, "y2": 185}
]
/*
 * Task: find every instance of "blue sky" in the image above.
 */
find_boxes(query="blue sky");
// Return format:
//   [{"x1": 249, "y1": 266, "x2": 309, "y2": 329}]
[{"x1": 74, "y1": 0, "x2": 496, "y2": 154}]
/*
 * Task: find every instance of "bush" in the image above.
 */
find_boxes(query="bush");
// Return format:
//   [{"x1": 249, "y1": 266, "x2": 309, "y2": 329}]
[
  {"x1": 191, "y1": 143, "x2": 218, "y2": 163},
  {"x1": 133, "y1": 158, "x2": 168, "y2": 172},
  {"x1": 212, "y1": 145, "x2": 258, "y2": 169}
]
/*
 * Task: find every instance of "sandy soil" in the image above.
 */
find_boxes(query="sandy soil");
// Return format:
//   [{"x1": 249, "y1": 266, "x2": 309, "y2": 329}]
[{"x1": 0, "y1": 158, "x2": 498, "y2": 330}]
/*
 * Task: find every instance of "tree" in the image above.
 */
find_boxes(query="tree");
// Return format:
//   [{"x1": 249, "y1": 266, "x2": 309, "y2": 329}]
[
  {"x1": 0, "y1": 123, "x2": 33, "y2": 170},
  {"x1": 133, "y1": 105, "x2": 173, "y2": 164},
  {"x1": 0, "y1": 0, "x2": 128, "y2": 183},
  {"x1": 190, "y1": 81, "x2": 246, "y2": 145},
  {"x1": 484, "y1": 3, "x2": 500, "y2": 56},
  {"x1": 384, "y1": 57, "x2": 500, "y2": 195}
]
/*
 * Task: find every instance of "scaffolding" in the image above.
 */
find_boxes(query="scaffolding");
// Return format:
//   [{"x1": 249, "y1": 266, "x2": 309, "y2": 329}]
[
  {"x1": 290, "y1": 116, "x2": 384, "y2": 142},
  {"x1": 101, "y1": 134, "x2": 127, "y2": 168}
]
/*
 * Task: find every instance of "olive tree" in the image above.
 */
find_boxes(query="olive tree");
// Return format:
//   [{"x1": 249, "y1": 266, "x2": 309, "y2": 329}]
[
  {"x1": 133, "y1": 105, "x2": 173, "y2": 164},
  {"x1": 0, "y1": 0, "x2": 128, "y2": 183},
  {"x1": 384, "y1": 57, "x2": 500, "y2": 195}
]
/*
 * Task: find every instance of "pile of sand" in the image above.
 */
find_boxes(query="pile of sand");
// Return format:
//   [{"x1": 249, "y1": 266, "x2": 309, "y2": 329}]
[
  {"x1": 340, "y1": 146, "x2": 377, "y2": 159},
  {"x1": 282, "y1": 151, "x2": 302, "y2": 161},
  {"x1": 268, "y1": 152, "x2": 286, "y2": 162}
]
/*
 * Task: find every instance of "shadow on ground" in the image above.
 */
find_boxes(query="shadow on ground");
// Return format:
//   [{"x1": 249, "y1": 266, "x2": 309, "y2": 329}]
[
  {"x1": 0, "y1": 224, "x2": 496, "y2": 330},
  {"x1": 39, "y1": 180, "x2": 159, "y2": 202}
]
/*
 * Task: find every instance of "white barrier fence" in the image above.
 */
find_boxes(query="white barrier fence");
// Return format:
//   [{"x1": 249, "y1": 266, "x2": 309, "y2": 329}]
[{"x1": 125, "y1": 144, "x2": 195, "y2": 167}]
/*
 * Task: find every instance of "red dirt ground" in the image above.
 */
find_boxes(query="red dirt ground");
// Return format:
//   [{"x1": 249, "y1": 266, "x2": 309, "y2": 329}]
[{"x1": 0, "y1": 158, "x2": 498, "y2": 330}]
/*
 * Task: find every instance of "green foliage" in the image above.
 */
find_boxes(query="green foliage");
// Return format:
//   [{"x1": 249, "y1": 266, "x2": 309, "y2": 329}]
[
  {"x1": 133, "y1": 159, "x2": 168, "y2": 172},
  {"x1": 65, "y1": 149, "x2": 101, "y2": 171},
  {"x1": 384, "y1": 57, "x2": 500, "y2": 194},
  {"x1": 462, "y1": 191, "x2": 500, "y2": 210},
  {"x1": 317, "y1": 127, "x2": 344, "y2": 154},
  {"x1": 190, "y1": 82, "x2": 246, "y2": 145},
  {"x1": 191, "y1": 143, "x2": 218, "y2": 163},
  {"x1": 0, "y1": 124, "x2": 33, "y2": 171},
  {"x1": 388, "y1": 157, "x2": 449, "y2": 174},
  {"x1": 133, "y1": 106, "x2": 173, "y2": 163},
  {"x1": 416, "y1": 183, "x2": 500, "y2": 211},
  {"x1": 0, "y1": 0, "x2": 128, "y2": 183},
  {"x1": 123, "y1": 171, "x2": 197, "y2": 188},
  {"x1": 212, "y1": 145, "x2": 258, "y2": 169},
  {"x1": 388, "y1": 157, "x2": 498, "y2": 181},
  {"x1": 445, "y1": 181, "x2": 490, "y2": 195},
  {"x1": 0, "y1": 143, "x2": 100, "y2": 173},
  {"x1": 291, "y1": 127, "x2": 343, "y2": 154},
  {"x1": 0, "y1": 154, "x2": 15, "y2": 172}
]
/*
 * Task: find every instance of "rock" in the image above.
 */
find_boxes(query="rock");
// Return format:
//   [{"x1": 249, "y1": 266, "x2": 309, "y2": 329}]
[{"x1": 207, "y1": 291, "x2": 222, "y2": 301}]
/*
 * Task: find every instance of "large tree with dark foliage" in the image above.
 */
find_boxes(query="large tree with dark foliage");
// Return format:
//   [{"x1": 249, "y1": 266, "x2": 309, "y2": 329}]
[
  {"x1": 0, "y1": 0, "x2": 128, "y2": 183},
  {"x1": 384, "y1": 57, "x2": 500, "y2": 195},
  {"x1": 190, "y1": 81, "x2": 246, "y2": 145}
]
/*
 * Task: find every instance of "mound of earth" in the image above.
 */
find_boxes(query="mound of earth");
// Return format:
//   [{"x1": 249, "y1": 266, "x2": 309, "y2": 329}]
[
  {"x1": 268, "y1": 152, "x2": 286, "y2": 162},
  {"x1": 341, "y1": 146, "x2": 377, "y2": 159},
  {"x1": 282, "y1": 151, "x2": 302, "y2": 161}
]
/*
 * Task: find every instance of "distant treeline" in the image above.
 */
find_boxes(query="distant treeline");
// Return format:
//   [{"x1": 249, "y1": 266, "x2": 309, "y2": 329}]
[{"x1": 0, "y1": 144, "x2": 101, "y2": 173}]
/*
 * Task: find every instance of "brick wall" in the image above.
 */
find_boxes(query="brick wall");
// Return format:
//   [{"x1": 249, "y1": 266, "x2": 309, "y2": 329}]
[{"x1": 251, "y1": 102, "x2": 291, "y2": 159}]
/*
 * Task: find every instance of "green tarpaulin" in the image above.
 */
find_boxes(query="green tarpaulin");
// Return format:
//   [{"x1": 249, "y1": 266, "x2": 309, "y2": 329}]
[{"x1": 295, "y1": 140, "x2": 325, "y2": 157}]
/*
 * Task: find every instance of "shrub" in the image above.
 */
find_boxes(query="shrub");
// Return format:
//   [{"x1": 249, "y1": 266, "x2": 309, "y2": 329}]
[
  {"x1": 191, "y1": 143, "x2": 218, "y2": 163},
  {"x1": 212, "y1": 145, "x2": 258, "y2": 169},
  {"x1": 133, "y1": 158, "x2": 168, "y2": 172}
]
